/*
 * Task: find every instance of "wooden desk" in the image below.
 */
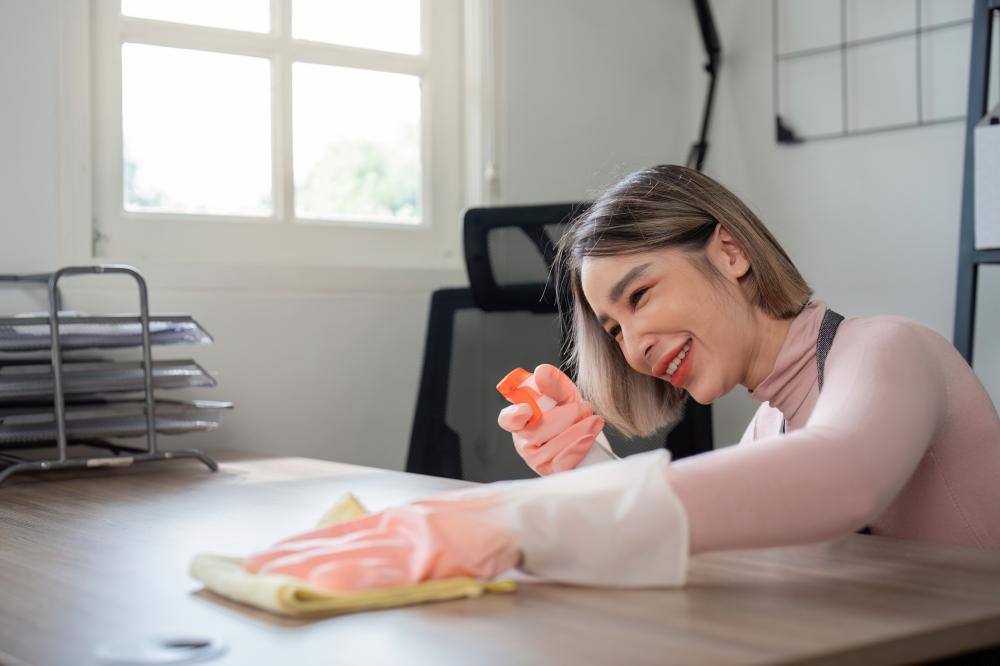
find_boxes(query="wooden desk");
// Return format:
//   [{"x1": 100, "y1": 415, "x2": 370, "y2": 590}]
[{"x1": 1, "y1": 453, "x2": 999, "y2": 666}]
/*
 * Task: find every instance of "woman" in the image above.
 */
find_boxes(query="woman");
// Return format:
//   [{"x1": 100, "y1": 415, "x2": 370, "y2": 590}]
[{"x1": 246, "y1": 166, "x2": 1000, "y2": 592}]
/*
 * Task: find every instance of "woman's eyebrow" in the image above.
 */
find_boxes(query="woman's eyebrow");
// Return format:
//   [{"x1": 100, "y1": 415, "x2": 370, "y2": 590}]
[{"x1": 608, "y1": 263, "x2": 652, "y2": 304}]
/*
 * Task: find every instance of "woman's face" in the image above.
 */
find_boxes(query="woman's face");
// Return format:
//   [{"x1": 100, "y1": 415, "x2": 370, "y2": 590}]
[{"x1": 579, "y1": 228, "x2": 757, "y2": 404}]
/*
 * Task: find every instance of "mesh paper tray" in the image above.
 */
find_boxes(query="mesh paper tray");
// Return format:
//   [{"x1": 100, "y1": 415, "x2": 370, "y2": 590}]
[
  {"x1": 0, "y1": 359, "x2": 216, "y2": 399},
  {"x1": 0, "y1": 315, "x2": 212, "y2": 352},
  {"x1": 0, "y1": 400, "x2": 232, "y2": 445}
]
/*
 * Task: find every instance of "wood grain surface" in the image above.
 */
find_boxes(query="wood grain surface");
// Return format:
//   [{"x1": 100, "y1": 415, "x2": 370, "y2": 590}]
[{"x1": 1, "y1": 451, "x2": 999, "y2": 666}]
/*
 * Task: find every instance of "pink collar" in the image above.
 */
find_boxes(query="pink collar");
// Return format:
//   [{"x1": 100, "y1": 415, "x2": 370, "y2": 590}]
[{"x1": 748, "y1": 300, "x2": 827, "y2": 422}]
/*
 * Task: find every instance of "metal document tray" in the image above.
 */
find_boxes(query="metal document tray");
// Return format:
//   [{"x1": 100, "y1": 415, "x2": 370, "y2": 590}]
[
  {"x1": 0, "y1": 359, "x2": 215, "y2": 399},
  {"x1": 0, "y1": 315, "x2": 213, "y2": 352}
]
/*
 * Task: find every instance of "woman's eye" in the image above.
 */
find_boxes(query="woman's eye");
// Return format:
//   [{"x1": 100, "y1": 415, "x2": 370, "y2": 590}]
[{"x1": 629, "y1": 287, "x2": 649, "y2": 309}]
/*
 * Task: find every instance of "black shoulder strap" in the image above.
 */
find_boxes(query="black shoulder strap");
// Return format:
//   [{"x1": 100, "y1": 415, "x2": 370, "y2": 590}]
[{"x1": 816, "y1": 309, "x2": 844, "y2": 391}]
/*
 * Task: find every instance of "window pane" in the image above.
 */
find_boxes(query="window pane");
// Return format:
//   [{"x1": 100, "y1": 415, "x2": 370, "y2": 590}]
[
  {"x1": 293, "y1": 64, "x2": 421, "y2": 223},
  {"x1": 122, "y1": 44, "x2": 272, "y2": 216},
  {"x1": 293, "y1": 0, "x2": 421, "y2": 54},
  {"x1": 121, "y1": 0, "x2": 269, "y2": 33}
]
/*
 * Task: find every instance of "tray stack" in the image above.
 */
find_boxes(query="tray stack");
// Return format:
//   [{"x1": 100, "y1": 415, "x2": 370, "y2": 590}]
[{"x1": 0, "y1": 266, "x2": 225, "y2": 485}]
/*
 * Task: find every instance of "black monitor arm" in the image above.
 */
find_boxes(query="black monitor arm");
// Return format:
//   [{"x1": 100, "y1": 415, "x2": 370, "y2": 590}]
[{"x1": 686, "y1": 0, "x2": 721, "y2": 172}]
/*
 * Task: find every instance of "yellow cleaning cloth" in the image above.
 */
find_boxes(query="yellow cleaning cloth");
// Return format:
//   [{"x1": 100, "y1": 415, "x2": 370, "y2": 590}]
[{"x1": 189, "y1": 493, "x2": 516, "y2": 617}]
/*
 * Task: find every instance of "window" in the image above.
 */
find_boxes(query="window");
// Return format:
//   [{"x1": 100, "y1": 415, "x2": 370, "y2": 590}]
[{"x1": 91, "y1": 0, "x2": 464, "y2": 268}]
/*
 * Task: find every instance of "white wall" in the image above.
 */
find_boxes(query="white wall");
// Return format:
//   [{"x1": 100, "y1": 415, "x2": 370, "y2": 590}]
[
  {"x1": 0, "y1": 0, "x2": 60, "y2": 278},
  {"x1": 495, "y1": 0, "x2": 697, "y2": 203}
]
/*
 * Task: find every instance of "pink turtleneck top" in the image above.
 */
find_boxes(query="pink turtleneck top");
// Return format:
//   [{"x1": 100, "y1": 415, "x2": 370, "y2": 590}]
[{"x1": 667, "y1": 301, "x2": 1000, "y2": 553}]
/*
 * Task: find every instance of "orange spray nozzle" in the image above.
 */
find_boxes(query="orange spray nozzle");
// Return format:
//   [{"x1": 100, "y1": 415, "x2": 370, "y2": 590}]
[{"x1": 496, "y1": 367, "x2": 544, "y2": 425}]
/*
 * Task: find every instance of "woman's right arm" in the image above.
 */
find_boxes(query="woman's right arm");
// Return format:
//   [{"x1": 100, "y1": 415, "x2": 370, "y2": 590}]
[{"x1": 666, "y1": 320, "x2": 944, "y2": 554}]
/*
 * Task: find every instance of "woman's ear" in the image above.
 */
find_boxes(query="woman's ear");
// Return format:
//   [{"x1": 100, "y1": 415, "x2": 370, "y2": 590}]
[{"x1": 706, "y1": 224, "x2": 750, "y2": 281}]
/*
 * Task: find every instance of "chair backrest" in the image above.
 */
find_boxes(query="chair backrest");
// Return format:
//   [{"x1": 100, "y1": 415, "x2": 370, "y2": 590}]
[{"x1": 462, "y1": 202, "x2": 586, "y2": 314}]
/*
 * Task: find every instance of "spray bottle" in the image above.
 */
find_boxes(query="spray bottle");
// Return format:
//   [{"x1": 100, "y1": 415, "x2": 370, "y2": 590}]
[{"x1": 496, "y1": 367, "x2": 618, "y2": 466}]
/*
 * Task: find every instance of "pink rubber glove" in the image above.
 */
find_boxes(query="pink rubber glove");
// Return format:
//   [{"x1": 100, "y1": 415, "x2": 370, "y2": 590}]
[
  {"x1": 244, "y1": 493, "x2": 520, "y2": 592},
  {"x1": 245, "y1": 450, "x2": 688, "y2": 592},
  {"x1": 497, "y1": 364, "x2": 605, "y2": 475}
]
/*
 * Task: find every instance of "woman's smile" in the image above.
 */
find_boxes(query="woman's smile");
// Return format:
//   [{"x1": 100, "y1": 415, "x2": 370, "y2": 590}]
[
  {"x1": 663, "y1": 339, "x2": 694, "y2": 387},
  {"x1": 653, "y1": 338, "x2": 692, "y2": 381}
]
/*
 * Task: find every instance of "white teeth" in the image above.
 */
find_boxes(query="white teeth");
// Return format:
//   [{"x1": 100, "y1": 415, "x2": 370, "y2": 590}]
[{"x1": 664, "y1": 341, "x2": 692, "y2": 377}]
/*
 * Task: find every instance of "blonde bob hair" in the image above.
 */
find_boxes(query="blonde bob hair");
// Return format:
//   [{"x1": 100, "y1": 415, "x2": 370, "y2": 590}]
[{"x1": 554, "y1": 165, "x2": 812, "y2": 437}]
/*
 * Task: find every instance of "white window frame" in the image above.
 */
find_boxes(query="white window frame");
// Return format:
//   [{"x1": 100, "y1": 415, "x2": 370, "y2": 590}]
[{"x1": 88, "y1": 0, "x2": 465, "y2": 270}]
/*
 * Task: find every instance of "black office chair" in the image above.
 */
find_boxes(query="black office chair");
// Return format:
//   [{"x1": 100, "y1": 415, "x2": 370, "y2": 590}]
[{"x1": 406, "y1": 204, "x2": 713, "y2": 481}]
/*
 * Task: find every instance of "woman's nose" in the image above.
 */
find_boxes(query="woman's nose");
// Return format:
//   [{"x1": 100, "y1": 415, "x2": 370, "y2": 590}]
[{"x1": 622, "y1": 329, "x2": 655, "y2": 372}]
